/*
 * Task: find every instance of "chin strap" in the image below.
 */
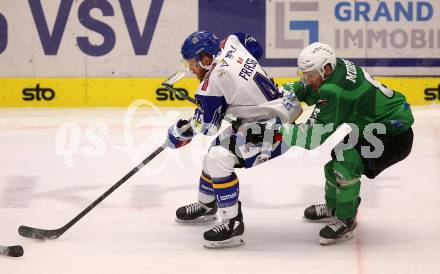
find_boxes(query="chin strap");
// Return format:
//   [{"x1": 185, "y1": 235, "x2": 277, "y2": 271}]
[
  {"x1": 198, "y1": 59, "x2": 213, "y2": 70},
  {"x1": 197, "y1": 52, "x2": 216, "y2": 70}
]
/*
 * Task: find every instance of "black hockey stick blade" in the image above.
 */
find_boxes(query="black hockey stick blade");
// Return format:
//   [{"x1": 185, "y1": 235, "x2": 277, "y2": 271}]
[
  {"x1": 18, "y1": 225, "x2": 63, "y2": 240},
  {"x1": 0, "y1": 245, "x2": 24, "y2": 257}
]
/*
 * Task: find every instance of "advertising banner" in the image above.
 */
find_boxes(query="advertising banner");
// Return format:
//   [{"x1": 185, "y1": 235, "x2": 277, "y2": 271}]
[
  {"x1": 0, "y1": 0, "x2": 439, "y2": 107},
  {"x1": 1, "y1": 77, "x2": 438, "y2": 107},
  {"x1": 0, "y1": 0, "x2": 196, "y2": 77},
  {"x1": 200, "y1": 0, "x2": 440, "y2": 76}
]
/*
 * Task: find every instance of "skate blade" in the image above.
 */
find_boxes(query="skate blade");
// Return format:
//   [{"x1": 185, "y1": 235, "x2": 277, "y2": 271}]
[
  {"x1": 302, "y1": 216, "x2": 335, "y2": 223},
  {"x1": 319, "y1": 231, "x2": 354, "y2": 246},
  {"x1": 203, "y1": 236, "x2": 245, "y2": 249},
  {"x1": 175, "y1": 215, "x2": 218, "y2": 224}
]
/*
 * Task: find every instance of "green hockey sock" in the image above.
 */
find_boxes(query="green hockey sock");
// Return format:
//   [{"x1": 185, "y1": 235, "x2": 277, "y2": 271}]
[
  {"x1": 324, "y1": 161, "x2": 337, "y2": 209},
  {"x1": 335, "y1": 181, "x2": 360, "y2": 220}
]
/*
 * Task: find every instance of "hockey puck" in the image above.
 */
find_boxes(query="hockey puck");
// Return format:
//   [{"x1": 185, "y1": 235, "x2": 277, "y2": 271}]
[{"x1": 6, "y1": 245, "x2": 24, "y2": 257}]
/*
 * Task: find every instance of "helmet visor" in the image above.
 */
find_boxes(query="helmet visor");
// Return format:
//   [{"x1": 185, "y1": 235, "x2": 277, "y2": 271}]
[
  {"x1": 297, "y1": 68, "x2": 305, "y2": 78},
  {"x1": 297, "y1": 68, "x2": 308, "y2": 84},
  {"x1": 297, "y1": 68, "x2": 320, "y2": 85},
  {"x1": 181, "y1": 59, "x2": 191, "y2": 71},
  {"x1": 181, "y1": 58, "x2": 201, "y2": 72}
]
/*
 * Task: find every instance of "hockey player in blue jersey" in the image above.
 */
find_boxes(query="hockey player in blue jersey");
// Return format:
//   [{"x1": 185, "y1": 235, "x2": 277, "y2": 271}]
[{"x1": 166, "y1": 31, "x2": 302, "y2": 248}]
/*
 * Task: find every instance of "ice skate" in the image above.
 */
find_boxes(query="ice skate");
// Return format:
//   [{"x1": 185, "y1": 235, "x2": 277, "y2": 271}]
[
  {"x1": 203, "y1": 202, "x2": 245, "y2": 249},
  {"x1": 304, "y1": 198, "x2": 361, "y2": 222},
  {"x1": 304, "y1": 203, "x2": 335, "y2": 221},
  {"x1": 175, "y1": 200, "x2": 218, "y2": 223},
  {"x1": 319, "y1": 218, "x2": 357, "y2": 245}
]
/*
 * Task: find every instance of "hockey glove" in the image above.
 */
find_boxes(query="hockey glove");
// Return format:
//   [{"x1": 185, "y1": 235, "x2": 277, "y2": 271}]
[
  {"x1": 241, "y1": 117, "x2": 283, "y2": 144},
  {"x1": 166, "y1": 119, "x2": 195, "y2": 149}
]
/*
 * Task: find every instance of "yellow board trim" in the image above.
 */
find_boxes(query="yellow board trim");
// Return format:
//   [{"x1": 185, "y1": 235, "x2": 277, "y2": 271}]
[
  {"x1": 0, "y1": 77, "x2": 438, "y2": 107},
  {"x1": 0, "y1": 77, "x2": 200, "y2": 108},
  {"x1": 212, "y1": 178, "x2": 239, "y2": 189}
]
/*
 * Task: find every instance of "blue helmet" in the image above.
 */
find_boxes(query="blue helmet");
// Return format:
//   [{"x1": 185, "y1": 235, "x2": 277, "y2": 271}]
[{"x1": 181, "y1": 31, "x2": 220, "y2": 61}]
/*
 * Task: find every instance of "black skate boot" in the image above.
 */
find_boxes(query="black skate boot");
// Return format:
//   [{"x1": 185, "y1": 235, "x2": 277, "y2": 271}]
[
  {"x1": 304, "y1": 198, "x2": 361, "y2": 221},
  {"x1": 319, "y1": 218, "x2": 357, "y2": 245},
  {"x1": 175, "y1": 200, "x2": 218, "y2": 223},
  {"x1": 203, "y1": 202, "x2": 245, "y2": 249},
  {"x1": 304, "y1": 204, "x2": 335, "y2": 221}
]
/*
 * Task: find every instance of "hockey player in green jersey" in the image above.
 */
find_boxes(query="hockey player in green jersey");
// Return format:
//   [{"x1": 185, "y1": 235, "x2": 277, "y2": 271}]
[{"x1": 281, "y1": 42, "x2": 414, "y2": 245}]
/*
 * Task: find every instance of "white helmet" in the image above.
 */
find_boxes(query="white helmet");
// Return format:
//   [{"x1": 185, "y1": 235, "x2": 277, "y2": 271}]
[{"x1": 297, "y1": 42, "x2": 336, "y2": 79}]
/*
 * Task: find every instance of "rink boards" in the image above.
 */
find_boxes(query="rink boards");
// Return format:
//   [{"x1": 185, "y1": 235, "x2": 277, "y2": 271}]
[
  {"x1": 0, "y1": 77, "x2": 439, "y2": 107},
  {"x1": 1, "y1": 0, "x2": 440, "y2": 108}
]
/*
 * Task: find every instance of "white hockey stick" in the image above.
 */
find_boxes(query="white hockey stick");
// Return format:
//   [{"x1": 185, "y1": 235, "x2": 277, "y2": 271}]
[{"x1": 162, "y1": 71, "x2": 186, "y2": 87}]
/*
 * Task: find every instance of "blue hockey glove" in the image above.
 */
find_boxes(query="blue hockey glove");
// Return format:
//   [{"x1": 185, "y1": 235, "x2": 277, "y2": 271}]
[{"x1": 166, "y1": 119, "x2": 195, "y2": 149}]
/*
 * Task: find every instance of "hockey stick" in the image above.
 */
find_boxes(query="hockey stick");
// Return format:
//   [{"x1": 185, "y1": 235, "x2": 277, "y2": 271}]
[
  {"x1": 163, "y1": 84, "x2": 197, "y2": 105},
  {"x1": 18, "y1": 143, "x2": 167, "y2": 240},
  {"x1": 161, "y1": 83, "x2": 239, "y2": 127},
  {"x1": 0, "y1": 245, "x2": 24, "y2": 257},
  {"x1": 18, "y1": 73, "x2": 189, "y2": 240},
  {"x1": 162, "y1": 71, "x2": 186, "y2": 87},
  {"x1": 161, "y1": 72, "x2": 197, "y2": 105}
]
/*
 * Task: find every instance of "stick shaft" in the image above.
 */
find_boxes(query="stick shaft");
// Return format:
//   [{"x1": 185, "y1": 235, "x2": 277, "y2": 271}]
[
  {"x1": 163, "y1": 85, "x2": 198, "y2": 105},
  {"x1": 57, "y1": 144, "x2": 167, "y2": 236}
]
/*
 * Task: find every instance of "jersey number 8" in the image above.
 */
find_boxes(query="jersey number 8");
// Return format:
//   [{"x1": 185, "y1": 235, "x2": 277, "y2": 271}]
[{"x1": 362, "y1": 68, "x2": 394, "y2": 98}]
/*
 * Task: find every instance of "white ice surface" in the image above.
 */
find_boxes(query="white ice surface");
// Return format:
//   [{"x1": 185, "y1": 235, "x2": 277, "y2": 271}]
[{"x1": 0, "y1": 106, "x2": 439, "y2": 274}]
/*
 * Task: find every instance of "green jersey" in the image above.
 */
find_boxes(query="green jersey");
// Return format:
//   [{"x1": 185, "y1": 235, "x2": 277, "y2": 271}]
[{"x1": 281, "y1": 58, "x2": 414, "y2": 149}]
